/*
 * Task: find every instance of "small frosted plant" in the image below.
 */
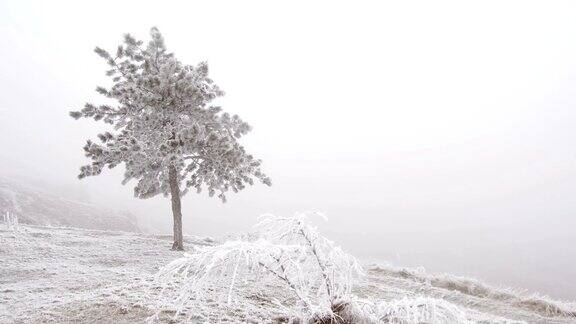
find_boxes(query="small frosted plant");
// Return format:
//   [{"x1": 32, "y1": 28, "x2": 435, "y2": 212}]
[
  {"x1": 375, "y1": 297, "x2": 472, "y2": 323},
  {"x1": 3, "y1": 211, "x2": 19, "y2": 231}
]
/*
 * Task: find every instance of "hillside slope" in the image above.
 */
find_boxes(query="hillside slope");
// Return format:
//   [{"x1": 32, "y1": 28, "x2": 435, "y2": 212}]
[
  {"x1": 1, "y1": 225, "x2": 575, "y2": 323},
  {"x1": 0, "y1": 178, "x2": 140, "y2": 232}
]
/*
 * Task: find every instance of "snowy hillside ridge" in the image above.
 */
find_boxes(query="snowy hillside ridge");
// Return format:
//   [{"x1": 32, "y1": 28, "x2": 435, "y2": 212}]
[
  {"x1": 0, "y1": 178, "x2": 140, "y2": 232},
  {"x1": 1, "y1": 223, "x2": 574, "y2": 323},
  {"x1": 368, "y1": 264, "x2": 576, "y2": 319}
]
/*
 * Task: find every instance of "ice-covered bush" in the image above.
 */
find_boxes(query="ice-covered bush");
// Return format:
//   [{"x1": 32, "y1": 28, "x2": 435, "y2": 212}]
[{"x1": 152, "y1": 212, "x2": 363, "y2": 322}]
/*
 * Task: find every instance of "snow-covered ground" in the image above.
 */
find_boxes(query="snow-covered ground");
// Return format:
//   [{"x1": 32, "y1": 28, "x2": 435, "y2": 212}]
[{"x1": 1, "y1": 224, "x2": 575, "y2": 323}]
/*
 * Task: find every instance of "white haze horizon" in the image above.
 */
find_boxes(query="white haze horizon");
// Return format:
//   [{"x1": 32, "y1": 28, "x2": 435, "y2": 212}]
[{"x1": 1, "y1": 0, "x2": 576, "y2": 300}]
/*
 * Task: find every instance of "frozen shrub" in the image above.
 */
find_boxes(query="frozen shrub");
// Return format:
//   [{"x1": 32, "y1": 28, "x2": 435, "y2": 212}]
[{"x1": 152, "y1": 212, "x2": 363, "y2": 322}]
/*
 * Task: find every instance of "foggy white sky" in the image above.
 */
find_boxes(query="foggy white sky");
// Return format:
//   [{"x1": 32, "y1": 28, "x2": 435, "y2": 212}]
[{"x1": 1, "y1": 1, "x2": 576, "y2": 299}]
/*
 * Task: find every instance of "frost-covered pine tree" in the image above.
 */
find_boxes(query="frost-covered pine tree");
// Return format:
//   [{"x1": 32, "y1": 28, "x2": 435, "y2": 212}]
[{"x1": 70, "y1": 28, "x2": 271, "y2": 250}]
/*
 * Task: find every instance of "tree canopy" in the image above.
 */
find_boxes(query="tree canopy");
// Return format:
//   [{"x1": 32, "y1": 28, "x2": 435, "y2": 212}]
[{"x1": 70, "y1": 27, "x2": 271, "y2": 202}]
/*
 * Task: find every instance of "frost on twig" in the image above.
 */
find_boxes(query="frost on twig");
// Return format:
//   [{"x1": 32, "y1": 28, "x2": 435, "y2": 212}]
[{"x1": 151, "y1": 212, "x2": 363, "y2": 322}]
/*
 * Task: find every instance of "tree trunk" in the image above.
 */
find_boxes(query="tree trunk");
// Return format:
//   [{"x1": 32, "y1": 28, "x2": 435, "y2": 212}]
[{"x1": 168, "y1": 165, "x2": 184, "y2": 251}]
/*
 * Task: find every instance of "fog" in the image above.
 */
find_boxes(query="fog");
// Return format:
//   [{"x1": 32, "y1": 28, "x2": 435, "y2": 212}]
[{"x1": 1, "y1": 1, "x2": 576, "y2": 300}]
